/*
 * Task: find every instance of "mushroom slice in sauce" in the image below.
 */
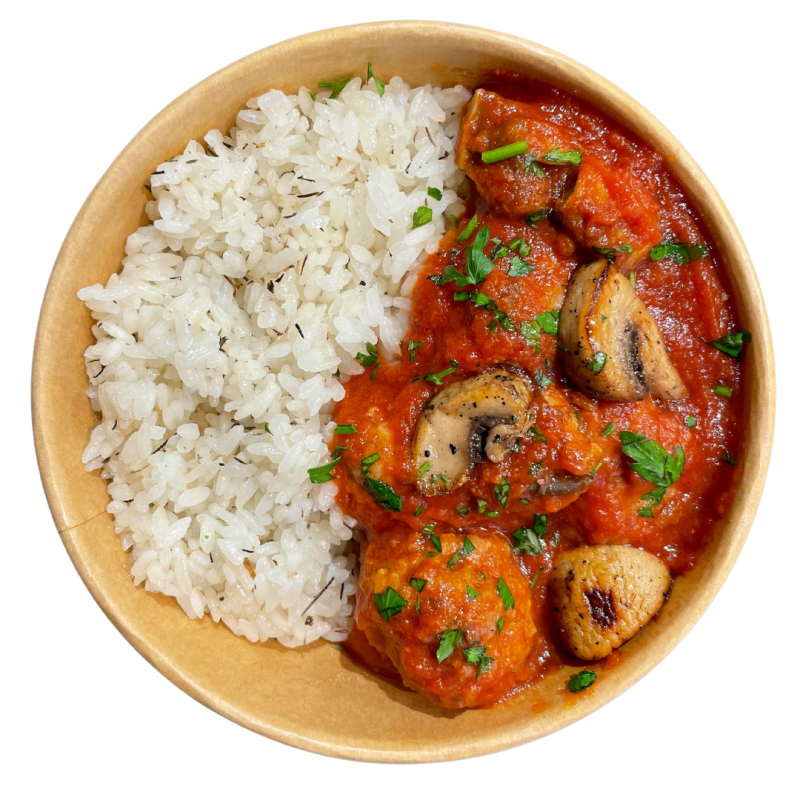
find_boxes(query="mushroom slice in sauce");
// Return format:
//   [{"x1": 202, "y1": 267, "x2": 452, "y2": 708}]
[
  {"x1": 558, "y1": 260, "x2": 688, "y2": 402},
  {"x1": 412, "y1": 369, "x2": 533, "y2": 495},
  {"x1": 550, "y1": 544, "x2": 671, "y2": 660},
  {"x1": 529, "y1": 471, "x2": 595, "y2": 496}
]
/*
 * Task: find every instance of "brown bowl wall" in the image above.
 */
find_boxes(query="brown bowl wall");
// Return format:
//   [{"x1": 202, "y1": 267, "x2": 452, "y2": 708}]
[{"x1": 32, "y1": 21, "x2": 775, "y2": 762}]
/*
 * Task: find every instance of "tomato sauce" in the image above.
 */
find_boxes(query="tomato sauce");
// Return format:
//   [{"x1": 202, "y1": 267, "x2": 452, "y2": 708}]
[{"x1": 333, "y1": 72, "x2": 744, "y2": 699}]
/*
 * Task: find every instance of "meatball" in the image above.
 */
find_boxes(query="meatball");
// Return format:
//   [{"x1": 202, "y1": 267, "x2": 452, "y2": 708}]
[{"x1": 356, "y1": 528, "x2": 536, "y2": 708}]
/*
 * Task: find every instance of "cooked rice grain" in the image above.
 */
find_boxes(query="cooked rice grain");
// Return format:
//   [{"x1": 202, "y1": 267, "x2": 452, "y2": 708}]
[{"x1": 79, "y1": 76, "x2": 472, "y2": 647}]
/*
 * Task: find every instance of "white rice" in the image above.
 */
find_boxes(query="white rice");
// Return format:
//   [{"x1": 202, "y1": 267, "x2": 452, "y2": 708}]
[{"x1": 79, "y1": 75, "x2": 472, "y2": 647}]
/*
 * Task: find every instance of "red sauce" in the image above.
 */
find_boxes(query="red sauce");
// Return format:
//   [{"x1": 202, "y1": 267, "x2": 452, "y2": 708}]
[{"x1": 335, "y1": 73, "x2": 743, "y2": 702}]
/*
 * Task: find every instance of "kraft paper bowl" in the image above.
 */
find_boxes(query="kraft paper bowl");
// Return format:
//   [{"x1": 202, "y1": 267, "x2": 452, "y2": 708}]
[{"x1": 32, "y1": 21, "x2": 775, "y2": 762}]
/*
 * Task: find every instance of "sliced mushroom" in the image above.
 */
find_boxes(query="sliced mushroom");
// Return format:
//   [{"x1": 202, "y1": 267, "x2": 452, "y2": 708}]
[
  {"x1": 558, "y1": 260, "x2": 688, "y2": 401},
  {"x1": 412, "y1": 369, "x2": 533, "y2": 495},
  {"x1": 550, "y1": 545, "x2": 671, "y2": 660},
  {"x1": 529, "y1": 471, "x2": 595, "y2": 496}
]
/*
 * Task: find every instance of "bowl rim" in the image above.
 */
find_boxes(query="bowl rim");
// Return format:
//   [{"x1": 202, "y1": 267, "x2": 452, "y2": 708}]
[{"x1": 32, "y1": 20, "x2": 775, "y2": 762}]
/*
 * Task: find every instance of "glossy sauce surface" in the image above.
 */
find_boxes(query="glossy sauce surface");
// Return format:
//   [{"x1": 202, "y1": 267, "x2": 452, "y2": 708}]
[{"x1": 333, "y1": 75, "x2": 743, "y2": 703}]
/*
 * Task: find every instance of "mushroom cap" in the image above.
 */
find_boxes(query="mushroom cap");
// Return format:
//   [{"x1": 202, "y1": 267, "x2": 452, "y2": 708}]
[
  {"x1": 550, "y1": 544, "x2": 671, "y2": 660},
  {"x1": 412, "y1": 369, "x2": 533, "y2": 495},
  {"x1": 558, "y1": 260, "x2": 688, "y2": 402}
]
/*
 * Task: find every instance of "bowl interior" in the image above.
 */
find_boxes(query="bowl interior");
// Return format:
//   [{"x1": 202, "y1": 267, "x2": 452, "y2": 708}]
[{"x1": 33, "y1": 21, "x2": 774, "y2": 762}]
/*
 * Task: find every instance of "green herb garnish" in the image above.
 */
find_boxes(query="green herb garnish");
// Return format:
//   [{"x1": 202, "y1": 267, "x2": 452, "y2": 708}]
[
  {"x1": 355, "y1": 341, "x2": 378, "y2": 368},
  {"x1": 463, "y1": 644, "x2": 495, "y2": 678},
  {"x1": 530, "y1": 566, "x2": 543, "y2": 588},
  {"x1": 525, "y1": 208, "x2": 550, "y2": 227},
  {"x1": 412, "y1": 206, "x2": 433, "y2": 229},
  {"x1": 366, "y1": 62, "x2": 384, "y2": 97},
  {"x1": 497, "y1": 617, "x2": 505, "y2": 634},
  {"x1": 427, "y1": 186, "x2": 443, "y2": 201},
  {"x1": 535, "y1": 369, "x2": 552, "y2": 388},
  {"x1": 374, "y1": 586, "x2": 407, "y2": 621},
  {"x1": 481, "y1": 140, "x2": 528, "y2": 163},
  {"x1": 414, "y1": 503, "x2": 426, "y2": 516},
  {"x1": 447, "y1": 536, "x2": 475, "y2": 568},
  {"x1": 318, "y1": 76, "x2": 353, "y2": 99},
  {"x1": 593, "y1": 243, "x2": 633, "y2": 263},
  {"x1": 424, "y1": 359, "x2": 459, "y2": 385},
  {"x1": 601, "y1": 423, "x2": 616, "y2": 437},
  {"x1": 713, "y1": 385, "x2": 732, "y2": 397},
  {"x1": 649, "y1": 240, "x2": 709, "y2": 264},
  {"x1": 410, "y1": 577, "x2": 427, "y2": 592},
  {"x1": 513, "y1": 523, "x2": 543, "y2": 556},
  {"x1": 620, "y1": 431, "x2": 685, "y2": 516},
  {"x1": 568, "y1": 669, "x2": 597, "y2": 693},
  {"x1": 540, "y1": 147, "x2": 582, "y2": 166},
  {"x1": 436, "y1": 629, "x2": 464, "y2": 662},
  {"x1": 466, "y1": 585, "x2": 480, "y2": 600},
  {"x1": 523, "y1": 153, "x2": 545, "y2": 178},
  {"x1": 494, "y1": 476, "x2": 511, "y2": 509},
  {"x1": 307, "y1": 456, "x2": 343, "y2": 484},
  {"x1": 508, "y1": 256, "x2": 535, "y2": 277},
  {"x1": 334, "y1": 424, "x2": 357, "y2": 435},
  {"x1": 723, "y1": 451, "x2": 737, "y2": 465},
  {"x1": 361, "y1": 453, "x2": 402, "y2": 511},
  {"x1": 586, "y1": 352, "x2": 607, "y2": 373},
  {"x1": 497, "y1": 577, "x2": 515, "y2": 610},
  {"x1": 407, "y1": 340, "x2": 423, "y2": 362},
  {"x1": 455, "y1": 214, "x2": 478, "y2": 243},
  {"x1": 527, "y1": 427, "x2": 548, "y2": 443},
  {"x1": 703, "y1": 330, "x2": 751, "y2": 360},
  {"x1": 455, "y1": 506, "x2": 469, "y2": 517}
]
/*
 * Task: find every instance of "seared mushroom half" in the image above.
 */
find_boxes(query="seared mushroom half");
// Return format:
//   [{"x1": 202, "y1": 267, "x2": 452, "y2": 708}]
[
  {"x1": 558, "y1": 260, "x2": 687, "y2": 401},
  {"x1": 412, "y1": 369, "x2": 533, "y2": 495},
  {"x1": 550, "y1": 545, "x2": 671, "y2": 660}
]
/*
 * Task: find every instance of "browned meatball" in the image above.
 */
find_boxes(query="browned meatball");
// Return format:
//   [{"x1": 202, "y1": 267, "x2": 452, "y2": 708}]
[{"x1": 356, "y1": 528, "x2": 536, "y2": 708}]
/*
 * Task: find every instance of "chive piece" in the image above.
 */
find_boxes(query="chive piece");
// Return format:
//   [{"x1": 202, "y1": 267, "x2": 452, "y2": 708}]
[
  {"x1": 366, "y1": 62, "x2": 384, "y2": 97},
  {"x1": 497, "y1": 577, "x2": 515, "y2": 610},
  {"x1": 318, "y1": 77, "x2": 353, "y2": 99},
  {"x1": 594, "y1": 243, "x2": 633, "y2": 264},
  {"x1": 454, "y1": 291, "x2": 471, "y2": 301},
  {"x1": 361, "y1": 453, "x2": 402, "y2": 511},
  {"x1": 466, "y1": 585, "x2": 480, "y2": 600},
  {"x1": 713, "y1": 385, "x2": 732, "y2": 397},
  {"x1": 477, "y1": 499, "x2": 487, "y2": 515},
  {"x1": 568, "y1": 669, "x2": 597, "y2": 693},
  {"x1": 410, "y1": 577, "x2": 427, "y2": 592},
  {"x1": 530, "y1": 566, "x2": 543, "y2": 588},
  {"x1": 427, "y1": 187, "x2": 443, "y2": 201},
  {"x1": 413, "y1": 503, "x2": 425, "y2": 516},
  {"x1": 650, "y1": 240, "x2": 709, "y2": 265},
  {"x1": 355, "y1": 341, "x2": 379, "y2": 368},
  {"x1": 485, "y1": 510, "x2": 501, "y2": 519},
  {"x1": 525, "y1": 208, "x2": 550, "y2": 228},
  {"x1": 481, "y1": 140, "x2": 528, "y2": 163},
  {"x1": 264, "y1": 423, "x2": 271, "y2": 434},
  {"x1": 518, "y1": 242, "x2": 532, "y2": 257},
  {"x1": 629, "y1": 272, "x2": 637, "y2": 291},
  {"x1": 497, "y1": 617, "x2": 505, "y2": 634},
  {"x1": 416, "y1": 596, "x2": 420, "y2": 614},
  {"x1": 436, "y1": 629, "x2": 463, "y2": 662},
  {"x1": 373, "y1": 586, "x2": 407, "y2": 621},
  {"x1": 307, "y1": 456, "x2": 343, "y2": 484},
  {"x1": 591, "y1": 461, "x2": 603, "y2": 474},
  {"x1": 418, "y1": 461, "x2": 432, "y2": 478},
  {"x1": 407, "y1": 340, "x2": 423, "y2": 363},
  {"x1": 524, "y1": 153, "x2": 545, "y2": 178},
  {"x1": 494, "y1": 476, "x2": 511, "y2": 509},
  {"x1": 334, "y1": 424, "x2": 357, "y2": 434},
  {"x1": 308, "y1": 89, "x2": 316, "y2": 102},
  {"x1": 423, "y1": 524, "x2": 442, "y2": 553},
  {"x1": 540, "y1": 147, "x2": 582, "y2": 165},
  {"x1": 370, "y1": 362, "x2": 380, "y2": 380},
  {"x1": 601, "y1": 423, "x2": 616, "y2": 437},
  {"x1": 411, "y1": 374, "x2": 420, "y2": 383},
  {"x1": 686, "y1": 416, "x2": 697, "y2": 430},
  {"x1": 703, "y1": 330, "x2": 751, "y2": 360},
  {"x1": 586, "y1": 352, "x2": 607, "y2": 373},
  {"x1": 527, "y1": 426, "x2": 548, "y2": 443},
  {"x1": 455, "y1": 214, "x2": 478, "y2": 242},
  {"x1": 520, "y1": 497, "x2": 530, "y2": 505},
  {"x1": 723, "y1": 451, "x2": 737, "y2": 465},
  {"x1": 455, "y1": 506, "x2": 469, "y2": 517},
  {"x1": 412, "y1": 206, "x2": 433, "y2": 229}
]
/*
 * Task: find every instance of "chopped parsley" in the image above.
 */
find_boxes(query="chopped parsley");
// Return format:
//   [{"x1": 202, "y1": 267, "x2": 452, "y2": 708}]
[
  {"x1": 463, "y1": 644, "x2": 494, "y2": 678},
  {"x1": 410, "y1": 577, "x2": 427, "y2": 592},
  {"x1": 424, "y1": 359, "x2": 459, "y2": 385},
  {"x1": 307, "y1": 456, "x2": 343, "y2": 484},
  {"x1": 593, "y1": 243, "x2": 633, "y2": 263},
  {"x1": 436, "y1": 629, "x2": 463, "y2": 662},
  {"x1": 413, "y1": 503, "x2": 426, "y2": 516},
  {"x1": 447, "y1": 536, "x2": 475, "y2": 568},
  {"x1": 703, "y1": 330, "x2": 751, "y2": 360},
  {"x1": 568, "y1": 669, "x2": 597, "y2": 693},
  {"x1": 508, "y1": 256, "x2": 535, "y2": 277},
  {"x1": 497, "y1": 577, "x2": 515, "y2": 610},
  {"x1": 407, "y1": 340, "x2": 423, "y2": 362},
  {"x1": 466, "y1": 585, "x2": 480, "y2": 600},
  {"x1": 318, "y1": 76, "x2": 353, "y2": 99},
  {"x1": 481, "y1": 140, "x2": 528, "y2": 163},
  {"x1": 423, "y1": 523, "x2": 442, "y2": 553},
  {"x1": 455, "y1": 506, "x2": 470, "y2": 517},
  {"x1": 620, "y1": 431, "x2": 685, "y2": 516},
  {"x1": 524, "y1": 153, "x2": 545, "y2": 178},
  {"x1": 535, "y1": 369, "x2": 552, "y2": 388},
  {"x1": 723, "y1": 451, "x2": 737, "y2": 465},
  {"x1": 440, "y1": 225, "x2": 494, "y2": 286},
  {"x1": 525, "y1": 208, "x2": 550, "y2": 227},
  {"x1": 494, "y1": 476, "x2": 511, "y2": 509},
  {"x1": 412, "y1": 206, "x2": 433, "y2": 229},
  {"x1": 366, "y1": 62, "x2": 384, "y2": 97},
  {"x1": 477, "y1": 499, "x2": 488, "y2": 514},
  {"x1": 355, "y1": 342, "x2": 378, "y2": 368},
  {"x1": 686, "y1": 416, "x2": 697, "y2": 430},
  {"x1": 513, "y1": 520, "x2": 543, "y2": 556},
  {"x1": 264, "y1": 423, "x2": 271, "y2": 434},
  {"x1": 427, "y1": 186, "x2": 443, "y2": 201},
  {"x1": 649, "y1": 240, "x2": 709, "y2": 264},
  {"x1": 601, "y1": 423, "x2": 616, "y2": 437},
  {"x1": 539, "y1": 147, "x2": 582, "y2": 166},
  {"x1": 361, "y1": 453, "x2": 402, "y2": 511},
  {"x1": 586, "y1": 352, "x2": 607, "y2": 373},
  {"x1": 455, "y1": 214, "x2": 479, "y2": 242},
  {"x1": 373, "y1": 586, "x2": 407, "y2": 621},
  {"x1": 497, "y1": 617, "x2": 505, "y2": 634},
  {"x1": 334, "y1": 424, "x2": 357, "y2": 434}
]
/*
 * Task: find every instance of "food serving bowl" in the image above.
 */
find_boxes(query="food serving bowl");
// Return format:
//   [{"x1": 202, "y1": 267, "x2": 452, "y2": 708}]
[{"x1": 32, "y1": 21, "x2": 775, "y2": 762}]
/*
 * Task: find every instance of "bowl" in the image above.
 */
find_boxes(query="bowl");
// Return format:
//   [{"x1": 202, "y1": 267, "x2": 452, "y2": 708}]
[{"x1": 32, "y1": 20, "x2": 775, "y2": 762}]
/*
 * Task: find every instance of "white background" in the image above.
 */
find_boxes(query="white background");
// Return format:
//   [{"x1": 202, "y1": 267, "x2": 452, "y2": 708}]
[{"x1": 4, "y1": 1, "x2": 798, "y2": 797}]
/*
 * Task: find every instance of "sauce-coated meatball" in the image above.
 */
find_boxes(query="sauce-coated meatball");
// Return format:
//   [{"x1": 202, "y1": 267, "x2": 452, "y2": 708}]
[{"x1": 356, "y1": 529, "x2": 536, "y2": 708}]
